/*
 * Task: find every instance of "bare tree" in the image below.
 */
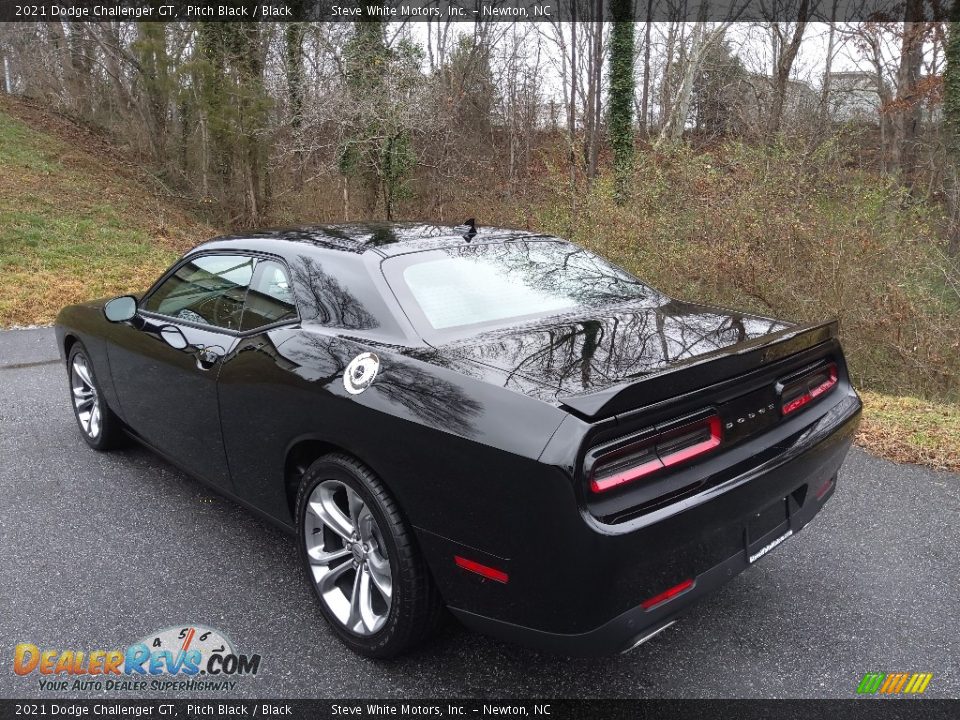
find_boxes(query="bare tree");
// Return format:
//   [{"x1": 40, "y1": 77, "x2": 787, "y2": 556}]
[
  {"x1": 765, "y1": 0, "x2": 814, "y2": 140},
  {"x1": 658, "y1": 22, "x2": 731, "y2": 144}
]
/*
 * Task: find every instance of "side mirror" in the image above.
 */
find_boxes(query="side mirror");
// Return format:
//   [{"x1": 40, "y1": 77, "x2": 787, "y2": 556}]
[
  {"x1": 159, "y1": 325, "x2": 189, "y2": 350},
  {"x1": 103, "y1": 296, "x2": 137, "y2": 323}
]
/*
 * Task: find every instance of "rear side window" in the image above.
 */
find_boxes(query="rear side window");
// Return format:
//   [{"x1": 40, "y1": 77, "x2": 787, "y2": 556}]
[
  {"x1": 286, "y1": 252, "x2": 386, "y2": 331},
  {"x1": 240, "y1": 260, "x2": 299, "y2": 331},
  {"x1": 143, "y1": 255, "x2": 255, "y2": 331}
]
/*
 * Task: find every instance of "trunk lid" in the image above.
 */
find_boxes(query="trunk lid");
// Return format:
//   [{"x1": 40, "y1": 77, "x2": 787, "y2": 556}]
[{"x1": 434, "y1": 298, "x2": 837, "y2": 420}]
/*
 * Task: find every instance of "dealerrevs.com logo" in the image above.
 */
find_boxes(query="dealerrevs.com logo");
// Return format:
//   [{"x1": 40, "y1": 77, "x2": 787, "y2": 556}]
[{"x1": 13, "y1": 625, "x2": 261, "y2": 693}]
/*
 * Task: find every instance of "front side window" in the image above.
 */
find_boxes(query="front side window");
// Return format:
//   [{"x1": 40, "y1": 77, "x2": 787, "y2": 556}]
[
  {"x1": 240, "y1": 260, "x2": 299, "y2": 331},
  {"x1": 384, "y1": 240, "x2": 658, "y2": 337},
  {"x1": 143, "y1": 254, "x2": 255, "y2": 331}
]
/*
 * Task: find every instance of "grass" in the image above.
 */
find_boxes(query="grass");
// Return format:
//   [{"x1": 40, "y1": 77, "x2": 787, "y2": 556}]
[
  {"x1": 0, "y1": 98, "x2": 213, "y2": 326},
  {"x1": 857, "y1": 391, "x2": 960, "y2": 472}
]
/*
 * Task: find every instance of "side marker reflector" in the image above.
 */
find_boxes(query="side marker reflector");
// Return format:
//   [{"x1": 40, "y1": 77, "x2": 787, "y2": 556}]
[
  {"x1": 454, "y1": 555, "x2": 509, "y2": 584},
  {"x1": 641, "y1": 578, "x2": 694, "y2": 610}
]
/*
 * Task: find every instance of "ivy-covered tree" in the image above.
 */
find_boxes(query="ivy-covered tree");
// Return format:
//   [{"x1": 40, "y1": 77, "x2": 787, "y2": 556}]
[
  {"x1": 131, "y1": 24, "x2": 172, "y2": 176},
  {"x1": 946, "y1": 1, "x2": 960, "y2": 256},
  {"x1": 339, "y1": 19, "x2": 421, "y2": 219},
  {"x1": 192, "y1": 21, "x2": 270, "y2": 224},
  {"x1": 285, "y1": 19, "x2": 307, "y2": 189},
  {"x1": 608, "y1": 0, "x2": 635, "y2": 204}
]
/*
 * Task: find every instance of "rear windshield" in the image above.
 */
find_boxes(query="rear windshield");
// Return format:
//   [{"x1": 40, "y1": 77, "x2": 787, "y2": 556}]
[{"x1": 383, "y1": 240, "x2": 657, "y2": 338}]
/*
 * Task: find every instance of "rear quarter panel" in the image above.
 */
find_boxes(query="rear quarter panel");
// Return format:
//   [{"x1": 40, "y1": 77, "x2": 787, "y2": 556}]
[{"x1": 216, "y1": 327, "x2": 575, "y2": 556}]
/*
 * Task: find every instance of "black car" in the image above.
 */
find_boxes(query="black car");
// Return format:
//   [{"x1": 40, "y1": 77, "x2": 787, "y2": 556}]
[{"x1": 55, "y1": 222, "x2": 862, "y2": 658}]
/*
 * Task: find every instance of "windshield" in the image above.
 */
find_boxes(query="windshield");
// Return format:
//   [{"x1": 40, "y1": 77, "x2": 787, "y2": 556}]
[{"x1": 384, "y1": 240, "x2": 658, "y2": 338}]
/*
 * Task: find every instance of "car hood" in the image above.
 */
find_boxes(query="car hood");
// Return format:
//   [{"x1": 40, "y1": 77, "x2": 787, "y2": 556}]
[{"x1": 433, "y1": 298, "x2": 794, "y2": 398}]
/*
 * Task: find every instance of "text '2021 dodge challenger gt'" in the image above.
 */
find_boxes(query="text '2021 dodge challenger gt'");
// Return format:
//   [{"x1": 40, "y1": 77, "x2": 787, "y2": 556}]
[{"x1": 55, "y1": 222, "x2": 862, "y2": 658}]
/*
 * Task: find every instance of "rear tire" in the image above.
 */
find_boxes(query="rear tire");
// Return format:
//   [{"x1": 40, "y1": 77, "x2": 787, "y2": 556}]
[
  {"x1": 67, "y1": 342, "x2": 124, "y2": 451},
  {"x1": 296, "y1": 454, "x2": 443, "y2": 658}
]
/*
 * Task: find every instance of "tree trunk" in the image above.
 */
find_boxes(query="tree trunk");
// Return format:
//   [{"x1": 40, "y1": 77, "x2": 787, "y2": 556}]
[
  {"x1": 893, "y1": 0, "x2": 927, "y2": 179},
  {"x1": 659, "y1": 23, "x2": 727, "y2": 145},
  {"x1": 766, "y1": 4, "x2": 810, "y2": 141},
  {"x1": 583, "y1": 16, "x2": 602, "y2": 180},
  {"x1": 609, "y1": 0, "x2": 635, "y2": 203},
  {"x1": 135, "y1": 24, "x2": 170, "y2": 170},
  {"x1": 640, "y1": 0, "x2": 652, "y2": 132},
  {"x1": 590, "y1": 8, "x2": 602, "y2": 180},
  {"x1": 568, "y1": 13, "x2": 577, "y2": 219},
  {"x1": 944, "y1": 3, "x2": 960, "y2": 256},
  {"x1": 285, "y1": 22, "x2": 306, "y2": 190},
  {"x1": 2, "y1": 50, "x2": 10, "y2": 94},
  {"x1": 659, "y1": 21, "x2": 678, "y2": 131},
  {"x1": 583, "y1": 23, "x2": 595, "y2": 176},
  {"x1": 66, "y1": 24, "x2": 96, "y2": 117},
  {"x1": 818, "y1": 2, "x2": 838, "y2": 123}
]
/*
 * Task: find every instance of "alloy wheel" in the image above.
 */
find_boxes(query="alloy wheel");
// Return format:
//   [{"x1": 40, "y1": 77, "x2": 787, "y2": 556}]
[
  {"x1": 71, "y1": 354, "x2": 101, "y2": 439},
  {"x1": 304, "y1": 480, "x2": 393, "y2": 636}
]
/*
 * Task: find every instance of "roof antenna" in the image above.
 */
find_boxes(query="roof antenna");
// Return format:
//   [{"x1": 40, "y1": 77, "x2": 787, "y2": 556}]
[{"x1": 455, "y1": 218, "x2": 477, "y2": 241}]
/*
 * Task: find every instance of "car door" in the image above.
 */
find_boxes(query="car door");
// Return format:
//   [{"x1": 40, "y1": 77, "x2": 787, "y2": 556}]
[
  {"x1": 216, "y1": 258, "x2": 305, "y2": 520},
  {"x1": 107, "y1": 253, "x2": 257, "y2": 492}
]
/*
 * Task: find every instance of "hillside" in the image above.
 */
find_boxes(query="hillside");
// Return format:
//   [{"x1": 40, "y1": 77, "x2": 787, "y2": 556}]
[
  {"x1": 0, "y1": 96, "x2": 215, "y2": 326},
  {"x1": 0, "y1": 97, "x2": 955, "y2": 471}
]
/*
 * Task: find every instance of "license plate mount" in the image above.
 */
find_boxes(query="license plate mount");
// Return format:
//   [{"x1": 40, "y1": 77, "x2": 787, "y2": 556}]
[{"x1": 745, "y1": 498, "x2": 791, "y2": 563}]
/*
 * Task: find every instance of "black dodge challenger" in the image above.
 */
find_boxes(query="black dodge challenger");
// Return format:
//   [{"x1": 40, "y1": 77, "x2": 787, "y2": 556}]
[{"x1": 55, "y1": 222, "x2": 862, "y2": 657}]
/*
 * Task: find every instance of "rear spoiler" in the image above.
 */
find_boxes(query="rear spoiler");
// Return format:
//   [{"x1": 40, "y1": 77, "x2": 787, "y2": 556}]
[{"x1": 558, "y1": 320, "x2": 839, "y2": 421}]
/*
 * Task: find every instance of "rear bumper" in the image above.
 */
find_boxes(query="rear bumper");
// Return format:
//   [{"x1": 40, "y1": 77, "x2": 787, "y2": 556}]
[{"x1": 447, "y1": 391, "x2": 861, "y2": 656}]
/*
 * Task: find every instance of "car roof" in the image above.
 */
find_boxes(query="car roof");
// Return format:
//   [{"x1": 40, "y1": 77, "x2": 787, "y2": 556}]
[{"x1": 192, "y1": 222, "x2": 547, "y2": 258}]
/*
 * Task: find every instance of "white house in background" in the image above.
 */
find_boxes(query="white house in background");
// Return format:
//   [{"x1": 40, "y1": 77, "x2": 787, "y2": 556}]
[{"x1": 825, "y1": 72, "x2": 884, "y2": 123}]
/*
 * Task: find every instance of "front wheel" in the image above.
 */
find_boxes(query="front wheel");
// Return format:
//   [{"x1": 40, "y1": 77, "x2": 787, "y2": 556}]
[
  {"x1": 67, "y1": 342, "x2": 124, "y2": 451},
  {"x1": 296, "y1": 454, "x2": 443, "y2": 658}
]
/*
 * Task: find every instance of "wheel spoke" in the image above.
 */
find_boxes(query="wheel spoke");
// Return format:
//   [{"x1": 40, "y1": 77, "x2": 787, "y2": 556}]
[
  {"x1": 317, "y1": 557, "x2": 353, "y2": 596},
  {"x1": 306, "y1": 544, "x2": 350, "y2": 566},
  {"x1": 73, "y1": 360, "x2": 93, "y2": 388},
  {"x1": 75, "y1": 397, "x2": 95, "y2": 413},
  {"x1": 358, "y1": 507, "x2": 377, "y2": 543},
  {"x1": 308, "y1": 489, "x2": 355, "y2": 541},
  {"x1": 367, "y1": 553, "x2": 392, "y2": 601},
  {"x1": 347, "y1": 487, "x2": 365, "y2": 530},
  {"x1": 358, "y1": 566, "x2": 380, "y2": 633},
  {"x1": 90, "y1": 404, "x2": 100, "y2": 436},
  {"x1": 346, "y1": 564, "x2": 363, "y2": 631}
]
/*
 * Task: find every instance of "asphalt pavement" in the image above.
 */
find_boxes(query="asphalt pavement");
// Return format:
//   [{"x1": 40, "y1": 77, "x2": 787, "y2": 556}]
[{"x1": 1, "y1": 327, "x2": 958, "y2": 699}]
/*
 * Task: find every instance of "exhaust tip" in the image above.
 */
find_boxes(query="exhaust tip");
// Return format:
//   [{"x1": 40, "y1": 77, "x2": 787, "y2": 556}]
[{"x1": 621, "y1": 620, "x2": 677, "y2": 654}]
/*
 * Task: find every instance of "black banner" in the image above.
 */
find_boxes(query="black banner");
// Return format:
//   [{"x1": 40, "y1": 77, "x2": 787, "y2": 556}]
[
  {"x1": 0, "y1": 700, "x2": 959, "y2": 720},
  {"x1": 0, "y1": 0, "x2": 948, "y2": 23}
]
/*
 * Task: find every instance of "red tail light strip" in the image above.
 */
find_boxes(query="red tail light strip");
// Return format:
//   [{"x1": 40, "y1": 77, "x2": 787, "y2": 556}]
[
  {"x1": 781, "y1": 364, "x2": 838, "y2": 417},
  {"x1": 589, "y1": 414, "x2": 723, "y2": 494},
  {"x1": 641, "y1": 578, "x2": 695, "y2": 610},
  {"x1": 659, "y1": 416, "x2": 723, "y2": 469},
  {"x1": 589, "y1": 458, "x2": 664, "y2": 494}
]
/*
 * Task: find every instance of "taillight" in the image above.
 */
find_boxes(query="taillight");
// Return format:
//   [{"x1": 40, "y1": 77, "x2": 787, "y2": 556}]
[
  {"x1": 589, "y1": 414, "x2": 723, "y2": 494},
  {"x1": 779, "y1": 363, "x2": 838, "y2": 417}
]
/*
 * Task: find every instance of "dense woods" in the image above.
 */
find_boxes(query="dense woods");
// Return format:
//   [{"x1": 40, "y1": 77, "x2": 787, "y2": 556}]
[
  {"x1": 0, "y1": 16, "x2": 958, "y2": 402},
  {"x1": 1, "y1": 18, "x2": 958, "y2": 227}
]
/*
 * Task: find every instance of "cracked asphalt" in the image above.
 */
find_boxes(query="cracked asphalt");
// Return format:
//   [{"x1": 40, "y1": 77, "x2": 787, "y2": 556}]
[{"x1": 0, "y1": 327, "x2": 957, "y2": 699}]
